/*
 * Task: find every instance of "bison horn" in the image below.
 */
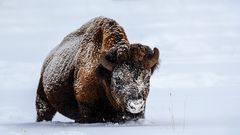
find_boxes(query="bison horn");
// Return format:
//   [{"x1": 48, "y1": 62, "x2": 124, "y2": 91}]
[
  {"x1": 100, "y1": 52, "x2": 114, "y2": 71},
  {"x1": 149, "y1": 47, "x2": 159, "y2": 68}
]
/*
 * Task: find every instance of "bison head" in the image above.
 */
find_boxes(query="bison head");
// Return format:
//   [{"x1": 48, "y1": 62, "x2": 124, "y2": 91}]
[{"x1": 98, "y1": 44, "x2": 159, "y2": 114}]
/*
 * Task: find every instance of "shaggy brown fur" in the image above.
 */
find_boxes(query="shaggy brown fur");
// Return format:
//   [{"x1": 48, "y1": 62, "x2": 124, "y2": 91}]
[{"x1": 36, "y1": 17, "x2": 159, "y2": 123}]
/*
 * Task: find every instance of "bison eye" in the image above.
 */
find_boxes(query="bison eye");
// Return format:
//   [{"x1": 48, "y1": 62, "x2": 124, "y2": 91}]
[
  {"x1": 145, "y1": 76, "x2": 150, "y2": 81},
  {"x1": 113, "y1": 78, "x2": 126, "y2": 90},
  {"x1": 143, "y1": 70, "x2": 151, "y2": 81},
  {"x1": 115, "y1": 78, "x2": 124, "y2": 85}
]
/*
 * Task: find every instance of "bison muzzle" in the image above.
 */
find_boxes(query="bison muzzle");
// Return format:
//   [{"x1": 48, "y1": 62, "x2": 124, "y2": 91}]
[{"x1": 35, "y1": 17, "x2": 159, "y2": 123}]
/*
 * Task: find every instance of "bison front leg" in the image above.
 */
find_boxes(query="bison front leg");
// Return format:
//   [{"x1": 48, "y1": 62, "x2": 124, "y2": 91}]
[
  {"x1": 74, "y1": 103, "x2": 98, "y2": 123},
  {"x1": 74, "y1": 82, "x2": 101, "y2": 123}
]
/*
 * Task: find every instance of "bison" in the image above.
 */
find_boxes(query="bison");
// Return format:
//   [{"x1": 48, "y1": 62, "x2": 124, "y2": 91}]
[{"x1": 36, "y1": 17, "x2": 159, "y2": 123}]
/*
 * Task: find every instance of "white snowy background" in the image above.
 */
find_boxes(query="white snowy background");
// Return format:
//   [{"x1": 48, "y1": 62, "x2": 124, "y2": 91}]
[{"x1": 0, "y1": 0, "x2": 240, "y2": 134}]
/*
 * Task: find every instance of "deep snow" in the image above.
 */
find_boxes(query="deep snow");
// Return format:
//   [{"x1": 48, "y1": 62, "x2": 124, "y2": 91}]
[{"x1": 0, "y1": 0, "x2": 240, "y2": 134}]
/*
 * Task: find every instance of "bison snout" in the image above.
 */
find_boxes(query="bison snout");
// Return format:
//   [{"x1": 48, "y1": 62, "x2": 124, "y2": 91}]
[{"x1": 127, "y1": 99, "x2": 145, "y2": 114}]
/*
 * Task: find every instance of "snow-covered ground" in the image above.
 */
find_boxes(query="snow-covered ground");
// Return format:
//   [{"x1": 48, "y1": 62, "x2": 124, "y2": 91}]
[{"x1": 0, "y1": 0, "x2": 240, "y2": 134}]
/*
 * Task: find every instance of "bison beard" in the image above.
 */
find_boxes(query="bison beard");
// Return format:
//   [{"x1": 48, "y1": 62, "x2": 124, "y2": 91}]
[{"x1": 35, "y1": 16, "x2": 159, "y2": 123}]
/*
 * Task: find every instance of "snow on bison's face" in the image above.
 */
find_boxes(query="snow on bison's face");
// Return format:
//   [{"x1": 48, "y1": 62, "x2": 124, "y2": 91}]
[{"x1": 99, "y1": 44, "x2": 159, "y2": 114}]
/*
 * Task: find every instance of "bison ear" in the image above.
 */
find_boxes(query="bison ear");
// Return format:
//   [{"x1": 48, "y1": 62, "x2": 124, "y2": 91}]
[
  {"x1": 99, "y1": 52, "x2": 114, "y2": 71},
  {"x1": 149, "y1": 47, "x2": 159, "y2": 68}
]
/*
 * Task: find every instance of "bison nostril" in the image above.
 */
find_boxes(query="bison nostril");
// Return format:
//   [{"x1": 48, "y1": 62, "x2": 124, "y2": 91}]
[{"x1": 127, "y1": 99, "x2": 145, "y2": 114}]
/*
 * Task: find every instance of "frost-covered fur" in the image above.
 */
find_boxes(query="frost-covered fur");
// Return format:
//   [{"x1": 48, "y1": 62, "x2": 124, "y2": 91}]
[{"x1": 36, "y1": 17, "x2": 159, "y2": 123}]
